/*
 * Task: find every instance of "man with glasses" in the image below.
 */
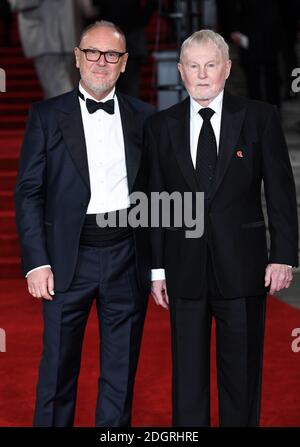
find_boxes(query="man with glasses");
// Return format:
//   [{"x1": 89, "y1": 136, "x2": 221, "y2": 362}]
[{"x1": 14, "y1": 20, "x2": 154, "y2": 427}]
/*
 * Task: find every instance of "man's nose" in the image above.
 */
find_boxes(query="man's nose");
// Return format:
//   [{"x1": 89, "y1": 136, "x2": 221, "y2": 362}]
[
  {"x1": 197, "y1": 67, "x2": 207, "y2": 78},
  {"x1": 97, "y1": 54, "x2": 107, "y2": 65}
]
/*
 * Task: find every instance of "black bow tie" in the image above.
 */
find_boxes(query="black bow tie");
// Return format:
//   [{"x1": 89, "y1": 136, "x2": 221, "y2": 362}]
[
  {"x1": 78, "y1": 87, "x2": 115, "y2": 114},
  {"x1": 85, "y1": 98, "x2": 115, "y2": 114}
]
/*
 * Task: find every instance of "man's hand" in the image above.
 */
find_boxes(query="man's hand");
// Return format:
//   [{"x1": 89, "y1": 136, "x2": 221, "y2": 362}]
[
  {"x1": 27, "y1": 267, "x2": 54, "y2": 300},
  {"x1": 264, "y1": 263, "x2": 293, "y2": 295},
  {"x1": 151, "y1": 280, "x2": 169, "y2": 309}
]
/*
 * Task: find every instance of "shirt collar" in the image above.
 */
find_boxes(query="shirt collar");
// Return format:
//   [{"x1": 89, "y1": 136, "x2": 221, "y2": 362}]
[
  {"x1": 190, "y1": 90, "x2": 224, "y2": 118},
  {"x1": 79, "y1": 82, "x2": 116, "y2": 102}
]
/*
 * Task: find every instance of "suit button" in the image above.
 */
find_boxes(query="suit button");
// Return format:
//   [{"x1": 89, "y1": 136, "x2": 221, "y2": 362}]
[{"x1": 81, "y1": 202, "x2": 87, "y2": 207}]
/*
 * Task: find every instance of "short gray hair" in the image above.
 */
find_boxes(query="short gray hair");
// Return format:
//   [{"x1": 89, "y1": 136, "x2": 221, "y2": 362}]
[
  {"x1": 79, "y1": 20, "x2": 126, "y2": 50},
  {"x1": 180, "y1": 29, "x2": 229, "y2": 61}
]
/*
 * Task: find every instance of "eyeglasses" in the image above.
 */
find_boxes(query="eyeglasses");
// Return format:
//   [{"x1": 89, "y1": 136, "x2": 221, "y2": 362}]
[{"x1": 78, "y1": 48, "x2": 127, "y2": 64}]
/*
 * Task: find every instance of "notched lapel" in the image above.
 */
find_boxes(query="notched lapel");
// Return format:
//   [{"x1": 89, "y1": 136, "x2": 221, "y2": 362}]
[{"x1": 56, "y1": 96, "x2": 90, "y2": 192}]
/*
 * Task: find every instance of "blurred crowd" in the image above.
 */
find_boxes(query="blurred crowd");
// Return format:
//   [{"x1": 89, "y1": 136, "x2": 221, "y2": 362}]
[
  {"x1": 0, "y1": 0, "x2": 299, "y2": 107},
  {"x1": 0, "y1": 0, "x2": 158, "y2": 98}
]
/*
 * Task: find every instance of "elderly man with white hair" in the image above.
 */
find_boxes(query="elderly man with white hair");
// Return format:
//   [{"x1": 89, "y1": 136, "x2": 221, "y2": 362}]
[{"x1": 146, "y1": 29, "x2": 298, "y2": 426}]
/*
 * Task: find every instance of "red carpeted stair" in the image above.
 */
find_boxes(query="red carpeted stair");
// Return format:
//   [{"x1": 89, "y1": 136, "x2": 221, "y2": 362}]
[{"x1": 0, "y1": 11, "x2": 43, "y2": 277}]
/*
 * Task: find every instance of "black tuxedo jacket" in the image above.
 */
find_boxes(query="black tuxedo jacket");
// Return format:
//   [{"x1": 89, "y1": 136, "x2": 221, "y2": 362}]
[
  {"x1": 146, "y1": 91, "x2": 299, "y2": 299},
  {"x1": 14, "y1": 88, "x2": 154, "y2": 294}
]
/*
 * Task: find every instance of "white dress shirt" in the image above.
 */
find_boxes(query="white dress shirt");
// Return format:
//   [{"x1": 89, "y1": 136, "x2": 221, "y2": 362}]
[
  {"x1": 151, "y1": 90, "x2": 224, "y2": 281},
  {"x1": 26, "y1": 84, "x2": 130, "y2": 277},
  {"x1": 79, "y1": 84, "x2": 130, "y2": 214}
]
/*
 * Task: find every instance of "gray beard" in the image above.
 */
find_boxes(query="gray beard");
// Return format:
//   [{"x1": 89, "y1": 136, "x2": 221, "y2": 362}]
[{"x1": 81, "y1": 76, "x2": 114, "y2": 97}]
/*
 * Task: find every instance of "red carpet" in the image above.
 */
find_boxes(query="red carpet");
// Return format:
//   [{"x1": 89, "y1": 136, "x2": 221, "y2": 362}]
[{"x1": 0, "y1": 280, "x2": 299, "y2": 427}]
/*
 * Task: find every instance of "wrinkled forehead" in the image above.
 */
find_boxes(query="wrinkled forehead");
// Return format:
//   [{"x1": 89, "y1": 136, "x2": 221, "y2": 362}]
[
  {"x1": 80, "y1": 27, "x2": 125, "y2": 51},
  {"x1": 181, "y1": 41, "x2": 224, "y2": 63}
]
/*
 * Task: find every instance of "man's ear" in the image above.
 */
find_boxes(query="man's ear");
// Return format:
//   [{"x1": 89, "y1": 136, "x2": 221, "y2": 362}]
[
  {"x1": 225, "y1": 59, "x2": 232, "y2": 79},
  {"x1": 178, "y1": 62, "x2": 184, "y2": 82},
  {"x1": 74, "y1": 47, "x2": 80, "y2": 69},
  {"x1": 121, "y1": 52, "x2": 129, "y2": 73}
]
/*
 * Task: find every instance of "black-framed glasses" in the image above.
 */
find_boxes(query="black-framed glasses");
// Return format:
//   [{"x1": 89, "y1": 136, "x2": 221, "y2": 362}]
[{"x1": 78, "y1": 48, "x2": 127, "y2": 64}]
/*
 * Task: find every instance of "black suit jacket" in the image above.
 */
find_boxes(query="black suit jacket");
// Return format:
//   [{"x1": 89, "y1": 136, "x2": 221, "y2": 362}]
[
  {"x1": 14, "y1": 88, "x2": 154, "y2": 294},
  {"x1": 146, "y1": 91, "x2": 299, "y2": 299}
]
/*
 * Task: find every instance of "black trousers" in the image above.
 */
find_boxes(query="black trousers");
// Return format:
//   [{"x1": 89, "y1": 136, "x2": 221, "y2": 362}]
[
  {"x1": 169, "y1": 253, "x2": 266, "y2": 427},
  {"x1": 33, "y1": 237, "x2": 147, "y2": 427}
]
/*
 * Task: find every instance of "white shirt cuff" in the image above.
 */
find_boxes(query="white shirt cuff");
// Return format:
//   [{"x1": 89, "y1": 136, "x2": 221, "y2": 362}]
[
  {"x1": 151, "y1": 269, "x2": 166, "y2": 281},
  {"x1": 25, "y1": 265, "x2": 51, "y2": 278}
]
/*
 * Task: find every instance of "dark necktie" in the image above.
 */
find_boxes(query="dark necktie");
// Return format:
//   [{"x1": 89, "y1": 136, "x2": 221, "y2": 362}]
[
  {"x1": 86, "y1": 98, "x2": 115, "y2": 114},
  {"x1": 195, "y1": 107, "x2": 217, "y2": 196}
]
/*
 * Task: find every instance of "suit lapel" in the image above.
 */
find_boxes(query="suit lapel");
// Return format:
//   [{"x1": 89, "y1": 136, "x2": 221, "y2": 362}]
[
  {"x1": 117, "y1": 93, "x2": 142, "y2": 193},
  {"x1": 166, "y1": 97, "x2": 198, "y2": 192},
  {"x1": 210, "y1": 91, "x2": 246, "y2": 199},
  {"x1": 56, "y1": 89, "x2": 90, "y2": 191}
]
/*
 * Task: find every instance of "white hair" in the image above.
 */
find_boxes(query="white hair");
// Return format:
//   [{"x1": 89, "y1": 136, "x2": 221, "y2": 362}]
[{"x1": 180, "y1": 29, "x2": 229, "y2": 61}]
